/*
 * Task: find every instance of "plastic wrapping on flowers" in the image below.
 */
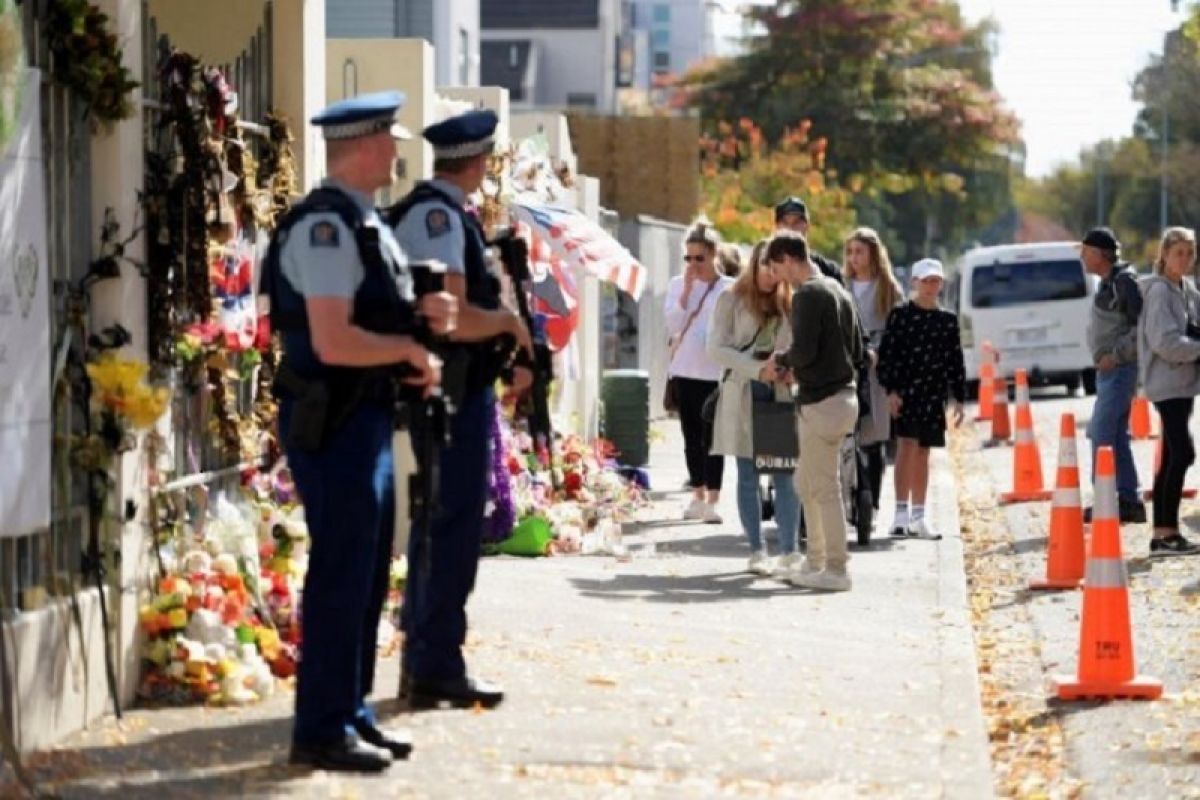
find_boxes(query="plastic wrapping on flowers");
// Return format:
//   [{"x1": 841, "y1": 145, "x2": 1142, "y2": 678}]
[
  {"x1": 487, "y1": 414, "x2": 647, "y2": 558},
  {"x1": 137, "y1": 470, "x2": 408, "y2": 706}
]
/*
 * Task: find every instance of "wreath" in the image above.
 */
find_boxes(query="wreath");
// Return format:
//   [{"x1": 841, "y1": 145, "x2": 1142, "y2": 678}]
[
  {"x1": 143, "y1": 49, "x2": 296, "y2": 466},
  {"x1": 42, "y1": 0, "x2": 139, "y2": 128}
]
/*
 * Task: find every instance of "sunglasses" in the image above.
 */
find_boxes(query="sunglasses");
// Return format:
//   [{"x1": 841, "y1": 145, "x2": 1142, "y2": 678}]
[{"x1": 683, "y1": 254, "x2": 708, "y2": 263}]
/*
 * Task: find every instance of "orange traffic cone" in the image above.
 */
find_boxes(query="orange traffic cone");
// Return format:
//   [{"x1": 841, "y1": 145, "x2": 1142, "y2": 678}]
[
  {"x1": 987, "y1": 374, "x2": 1011, "y2": 445},
  {"x1": 1130, "y1": 393, "x2": 1155, "y2": 440},
  {"x1": 1052, "y1": 446, "x2": 1162, "y2": 701},
  {"x1": 976, "y1": 344, "x2": 996, "y2": 423},
  {"x1": 1000, "y1": 369, "x2": 1052, "y2": 504},
  {"x1": 1030, "y1": 414, "x2": 1086, "y2": 590},
  {"x1": 1142, "y1": 437, "x2": 1198, "y2": 501}
]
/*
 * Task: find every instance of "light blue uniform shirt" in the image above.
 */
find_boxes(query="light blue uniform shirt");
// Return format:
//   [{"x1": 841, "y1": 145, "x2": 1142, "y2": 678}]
[
  {"x1": 280, "y1": 178, "x2": 410, "y2": 298},
  {"x1": 391, "y1": 178, "x2": 477, "y2": 275}
]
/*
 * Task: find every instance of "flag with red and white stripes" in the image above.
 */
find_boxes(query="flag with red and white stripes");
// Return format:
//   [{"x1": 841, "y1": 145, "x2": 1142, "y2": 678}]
[{"x1": 513, "y1": 203, "x2": 647, "y2": 300}]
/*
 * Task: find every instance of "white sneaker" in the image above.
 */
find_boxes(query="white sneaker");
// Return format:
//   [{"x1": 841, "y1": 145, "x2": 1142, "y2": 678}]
[
  {"x1": 683, "y1": 498, "x2": 706, "y2": 520},
  {"x1": 785, "y1": 558, "x2": 821, "y2": 584},
  {"x1": 747, "y1": 551, "x2": 774, "y2": 575},
  {"x1": 907, "y1": 519, "x2": 942, "y2": 540},
  {"x1": 793, "y1": 570, "x2": 852, "y2": 592},
  {"x1": 775, "y1": 552, "x2": 803, "y2": 575},
  {"x1": 702, "y1": 503, "x2": 723, "y2": 524}
]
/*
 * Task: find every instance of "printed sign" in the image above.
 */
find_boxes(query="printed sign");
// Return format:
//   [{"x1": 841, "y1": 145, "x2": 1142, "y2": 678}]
[{"x1": 0, "y1": 69, "x2": 50, "y2": 538}]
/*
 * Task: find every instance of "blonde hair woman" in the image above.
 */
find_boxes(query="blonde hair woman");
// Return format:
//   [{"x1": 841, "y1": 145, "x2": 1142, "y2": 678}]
[
  {"x1": 706, "y1": 239, "x2": 799, "y2": 574},
  {"x1": 843, "y1": 227, "x2": 903, "y2": 509},
  {"x1": 1136, "y1": 226, "x2": 1200, "y2": 557},
  {"x1": 665, "y1": 219, "x2": 734, "y2": 522}
]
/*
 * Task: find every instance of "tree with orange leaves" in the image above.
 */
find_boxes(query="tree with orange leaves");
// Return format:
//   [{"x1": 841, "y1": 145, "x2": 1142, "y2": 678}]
[{"x1": 700, "y1": 117, "x2": 859, "y2": 255}]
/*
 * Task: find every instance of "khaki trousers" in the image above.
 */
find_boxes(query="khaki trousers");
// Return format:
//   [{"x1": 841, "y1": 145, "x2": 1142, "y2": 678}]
[{"x1": 795, "y1": 389, "x2": 860, "y2": 575}]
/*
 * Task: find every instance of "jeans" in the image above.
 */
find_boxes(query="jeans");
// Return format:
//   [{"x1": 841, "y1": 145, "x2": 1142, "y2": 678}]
[
  {"x1": 736, "y1": 380, "x2": 800, "y2": 552},
  {"x1": 674, "y1": 377, "x2": 725, "y2": 491},
  {"x1": 1152, "y1": 397, "x2": 1195, "y2": 529},
  {"x1": 796, "y1": 389, "x2": 860, "y2": 575},
  {"x1": 1086, "y1": 363, "x2": 1140, "y2": 502}
]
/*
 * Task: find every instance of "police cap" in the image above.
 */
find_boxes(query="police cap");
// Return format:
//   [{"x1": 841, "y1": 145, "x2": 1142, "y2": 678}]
[
  {"x1": 423, "y1": 109, "x2": 499, "y2": 160},
  {"x1": 311, "y1": 90, "x2": 412, "y2": 141}
]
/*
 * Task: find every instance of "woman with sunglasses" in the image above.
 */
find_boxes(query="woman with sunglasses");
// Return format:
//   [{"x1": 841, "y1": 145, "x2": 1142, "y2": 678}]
[{"x1": 664, "y1": 221, "x2": 735, "y2": 522}]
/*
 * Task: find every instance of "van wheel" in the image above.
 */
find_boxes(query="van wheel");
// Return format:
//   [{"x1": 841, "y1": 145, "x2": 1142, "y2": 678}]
[
  {"x1": 964, "y1": 380, "x2": 979, "y2": 401},
  {"x1": 1063, "y1": 375, "x2": 1080, "y2": 396},
  {"x1": 1081, "y1": 368, "x2": 1097, "y2": 396}
]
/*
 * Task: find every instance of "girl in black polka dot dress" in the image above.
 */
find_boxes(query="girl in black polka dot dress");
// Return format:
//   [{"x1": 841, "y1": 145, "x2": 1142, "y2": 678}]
[{"x1": 877, "y1": 258, "x2": 966, "y2": 539}]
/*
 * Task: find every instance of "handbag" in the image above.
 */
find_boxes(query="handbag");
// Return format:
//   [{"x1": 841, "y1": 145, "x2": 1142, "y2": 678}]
[
  {"x1": 701, "y1": 322, "x2": 766, "y2": 424},
  {"x1": 663, "y1": 280, "x2": 718, "y2": 415},
  {"x1": 752, "y1": 397, "x2": 800, "y2": 474}
]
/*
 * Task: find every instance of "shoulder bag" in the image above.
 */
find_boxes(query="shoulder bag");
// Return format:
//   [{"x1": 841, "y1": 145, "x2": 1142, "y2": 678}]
[{"x1": 663, "y1": 280, "x2": 718, "y2": 414}]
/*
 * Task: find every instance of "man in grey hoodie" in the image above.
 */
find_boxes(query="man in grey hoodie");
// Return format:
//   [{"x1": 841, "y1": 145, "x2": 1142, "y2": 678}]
[{"x1": 1081, "y1": 227, "x2": 1146, "y2": 523}]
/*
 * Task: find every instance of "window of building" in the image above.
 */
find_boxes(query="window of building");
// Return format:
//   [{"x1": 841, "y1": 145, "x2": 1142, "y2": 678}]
[
  {"x1": 567, "y1": 92, "x2": 597, "y2": 108},
  {"x1": 652, "y1": 3, "x2": 670, "y2": 24},
  {"x1": 458, "y1": 26, "x2": 470, "y2": 84},
  {"x1": 653, "y1": 51, "x2": 671, "y2": 71},
  {"x1": 651, "y1": 28, "x2": 670, "y2": 47}
]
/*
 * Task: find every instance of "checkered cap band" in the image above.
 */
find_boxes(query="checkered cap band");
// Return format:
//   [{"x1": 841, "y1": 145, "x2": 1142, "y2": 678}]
[
  {"x1": 322, "y1": 116, "x2": 395, "y2": 141},
  {"x1": 432, "y1": 137, "x2": 495, "y2": 159}
]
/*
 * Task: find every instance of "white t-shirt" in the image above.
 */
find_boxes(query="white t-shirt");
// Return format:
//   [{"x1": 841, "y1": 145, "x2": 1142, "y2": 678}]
[
  {"x1": 852, "y1": 279, "x2": 873, "y2": 303},
  {"x1": 664, "y1": 274, "x2": 734, "y2": 381}
]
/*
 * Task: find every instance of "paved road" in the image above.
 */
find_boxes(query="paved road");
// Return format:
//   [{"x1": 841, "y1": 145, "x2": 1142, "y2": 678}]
[
  {"x1": 960, "y1": 388, "x2": 1200, "y2": 798},
  {"x1": 25, "y1": 423, "x2": 993, "y2": 799}
]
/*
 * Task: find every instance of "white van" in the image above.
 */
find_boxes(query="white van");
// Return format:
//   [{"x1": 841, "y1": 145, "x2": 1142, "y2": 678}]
[{"x1": 949, "y1": 242, "x2": 1096, "y2": 397}]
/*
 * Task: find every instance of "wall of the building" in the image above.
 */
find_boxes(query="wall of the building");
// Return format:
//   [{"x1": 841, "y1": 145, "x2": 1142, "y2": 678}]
[
  {"x1": 327, "y1": 0, "x2": 479, "y2": 89},
  {"x1": 434, "y1": 0, "x2": 481, "y2": 88},
  {"x1": 620, "y1": 215, "x2": 686, "y2": 417},
  {"x1": 480, "y1": 27, "x2": 615, "y2": 111},
  {"x1": 326, "y1": 38, "x2": 435, "y2": 201},
  {"x1": 6, "y1": 0, "x2": 326, "y2": 752},
  {"x1": 630, "y1": 0, "x2": 706, "y2": 77}
]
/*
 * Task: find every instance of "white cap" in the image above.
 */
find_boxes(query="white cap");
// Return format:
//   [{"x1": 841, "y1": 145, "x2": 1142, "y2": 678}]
[{"x1": 912, "y1": 258, "x2": 945, "y2": 281}]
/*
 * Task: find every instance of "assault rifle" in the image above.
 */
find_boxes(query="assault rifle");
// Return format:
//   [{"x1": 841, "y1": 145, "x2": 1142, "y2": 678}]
[{"x1": 490, "y1": 229, "x2": 555, "y2": 458}]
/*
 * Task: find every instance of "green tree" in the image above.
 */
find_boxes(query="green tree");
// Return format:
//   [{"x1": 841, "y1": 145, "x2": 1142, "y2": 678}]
[{"x1": 685, "y1": 0, "x2": 1019, "y2": 263}]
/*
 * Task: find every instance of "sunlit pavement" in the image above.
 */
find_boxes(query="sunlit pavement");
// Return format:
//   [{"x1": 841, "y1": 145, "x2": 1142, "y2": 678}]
[{"x1": 19, "y1": 423, "x2": 994, "y2": 799}]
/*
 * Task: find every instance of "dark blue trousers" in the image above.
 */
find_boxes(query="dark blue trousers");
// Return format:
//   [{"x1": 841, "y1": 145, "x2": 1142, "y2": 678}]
[
  {"x1": 283, "y1": 399, "x2": 395, "y2": 745},
  {"x1": 403, "y1": 387, "x2": 493, "y2": 681}
]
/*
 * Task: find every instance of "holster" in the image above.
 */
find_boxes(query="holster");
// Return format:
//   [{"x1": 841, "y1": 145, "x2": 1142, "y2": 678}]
[{"x1": 274, "y1": 362, "x2": 329, "y2": 452}]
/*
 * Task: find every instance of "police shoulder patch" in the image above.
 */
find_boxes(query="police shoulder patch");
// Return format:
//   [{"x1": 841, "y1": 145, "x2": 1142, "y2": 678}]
[
  {"x1": 425, "y1": 208, "x2": 452, "y2": 239},
  {"x1": 310, "y1": 221, "x2": 340, "y2": 248}
]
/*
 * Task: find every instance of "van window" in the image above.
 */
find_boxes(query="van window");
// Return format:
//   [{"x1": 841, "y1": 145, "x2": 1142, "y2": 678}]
[{"x1": 969, "y1": 260, "x2": 1087, "y2": 308}]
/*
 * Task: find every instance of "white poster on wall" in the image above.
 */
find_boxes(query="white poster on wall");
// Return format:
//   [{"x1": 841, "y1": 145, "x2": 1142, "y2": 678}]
[{"x1": 0, "y1": 69, "x2": 50, "y2": 538}]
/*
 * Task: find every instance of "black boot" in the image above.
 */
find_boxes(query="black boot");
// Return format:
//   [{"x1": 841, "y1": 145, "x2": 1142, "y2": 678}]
[
  {"x1": 408, "y1": 675, "x2": 505, "y2": 710},
  {"x1": 289, "y1": 734, "x2": 392, "y2": 772}
]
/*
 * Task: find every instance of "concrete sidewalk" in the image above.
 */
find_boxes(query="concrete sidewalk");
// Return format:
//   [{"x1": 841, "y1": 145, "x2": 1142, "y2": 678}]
[{"x1": 22, "y1": 423, "x2": 993, "y2": 798}]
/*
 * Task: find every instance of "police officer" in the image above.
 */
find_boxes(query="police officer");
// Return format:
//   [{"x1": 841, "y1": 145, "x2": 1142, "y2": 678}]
[
  {"x1": 265, "y1": 91, "x2": 455, "y2": 772},
  {"x1": 774, "y1": 196, "x2": 844, "y2": 285},
  {"x1": 390, "y1": 109, "x2": 532, "y2": 710}
]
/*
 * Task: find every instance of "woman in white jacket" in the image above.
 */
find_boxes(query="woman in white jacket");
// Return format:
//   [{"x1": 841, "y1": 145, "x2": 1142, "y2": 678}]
[
  {"x1": 1136, "y1": 226, "x2": 1200, "y2": 558},
  {"x1": 707, "y1": 240, "x2": 799, "y2": 575},
  {"x1": 664, "y1": 221, "x2": 735, "y2": 522}
]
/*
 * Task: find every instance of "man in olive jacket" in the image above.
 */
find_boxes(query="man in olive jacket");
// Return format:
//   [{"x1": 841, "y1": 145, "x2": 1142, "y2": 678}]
[{"x1": 768, "y1": 231, "x2": 864, "y2": 592}]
